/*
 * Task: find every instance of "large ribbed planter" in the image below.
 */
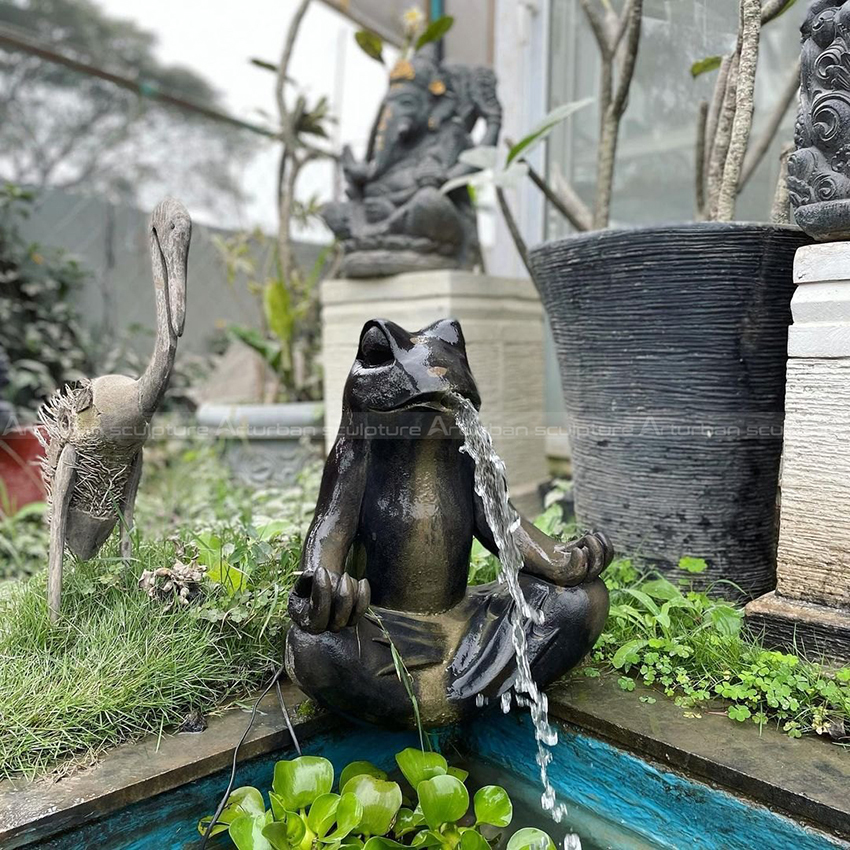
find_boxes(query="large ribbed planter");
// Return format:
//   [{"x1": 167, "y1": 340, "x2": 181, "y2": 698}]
[{"x1": 529, "y1": 223, "x2": 811, "y2": 597}]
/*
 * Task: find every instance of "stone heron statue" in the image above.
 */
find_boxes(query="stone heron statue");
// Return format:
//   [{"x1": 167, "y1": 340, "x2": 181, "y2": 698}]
[
  {"x1": 285, "y1": 318, "x2": 612, "y2": 728},
  {"x1": 38, "y1": 198, "x2": 191, "y2": 622},
  {"x1": 322, "y1": 45, "x2": 502, "y2": 277}
]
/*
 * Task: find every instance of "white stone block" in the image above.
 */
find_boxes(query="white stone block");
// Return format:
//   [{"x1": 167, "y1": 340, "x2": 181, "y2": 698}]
[{"x1": 321, "y1": 271, "x2": 547, "y2": 508}]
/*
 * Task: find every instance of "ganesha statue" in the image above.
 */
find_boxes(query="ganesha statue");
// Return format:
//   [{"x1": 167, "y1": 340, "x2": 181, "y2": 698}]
[
  {"x1": 789, "y1": 0, "x2": 850, "y2": 240},
  {"x1": 322, "y1": 45, "x2": 502, "y2": 277}
]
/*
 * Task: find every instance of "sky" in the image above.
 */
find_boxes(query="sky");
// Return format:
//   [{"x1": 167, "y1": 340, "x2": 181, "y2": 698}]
[{"x1": 100, "y1": 0, "x2": 395, "y2": 237}]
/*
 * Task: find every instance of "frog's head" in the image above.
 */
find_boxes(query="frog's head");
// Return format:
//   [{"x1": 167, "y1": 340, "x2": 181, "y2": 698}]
[{"x1": 343, "y1": 318, "x2": 481, "y2": 414}]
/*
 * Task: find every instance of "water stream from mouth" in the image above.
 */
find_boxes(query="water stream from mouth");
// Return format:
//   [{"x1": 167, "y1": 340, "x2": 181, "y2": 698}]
[{"x1": 451, "y1": 394, "x2": 575, "y2": 840}]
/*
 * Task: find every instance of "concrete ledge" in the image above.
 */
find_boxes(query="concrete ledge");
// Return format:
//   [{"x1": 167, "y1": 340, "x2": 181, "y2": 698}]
[
  {"x1": 547, "y1": 676, "x2": 850, "y2": 841},
  {"x1": 0, "y1": 683, "x2": 327, "y2": 850},
  {"x1": 746, "y1": 591, "x2": 850, "y2": 662}
]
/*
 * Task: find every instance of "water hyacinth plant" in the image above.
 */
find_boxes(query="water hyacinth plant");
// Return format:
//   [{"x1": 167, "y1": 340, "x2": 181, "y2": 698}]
[{"x1": 199, "y1": 747, "x2": 553, "y2": 850}]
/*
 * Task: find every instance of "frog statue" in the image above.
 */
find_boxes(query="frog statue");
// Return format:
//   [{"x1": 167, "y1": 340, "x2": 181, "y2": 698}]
[
  {"x1": 321, "y1": 46, "x2": 501, "y2": 278},
  {"x1": 285, "y1": 318, "x2": 612, "y2": 728}
]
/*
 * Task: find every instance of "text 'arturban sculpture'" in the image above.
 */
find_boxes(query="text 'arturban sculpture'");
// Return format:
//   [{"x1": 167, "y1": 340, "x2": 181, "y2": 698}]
[{"x1": 322, "y1": 46, "x2": 502, "y2": 277}]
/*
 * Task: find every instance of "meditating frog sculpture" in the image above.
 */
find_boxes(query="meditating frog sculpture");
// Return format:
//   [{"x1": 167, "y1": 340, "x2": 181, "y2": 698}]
[{"x1": 285, "y1": 318, "x2": 611, "y2": 727}]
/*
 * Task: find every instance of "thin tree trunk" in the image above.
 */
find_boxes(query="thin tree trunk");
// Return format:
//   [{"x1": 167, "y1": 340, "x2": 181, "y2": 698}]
[
  {"x1": 707, "y1": 54, "x2": 739, "y2": 218},
  {"x1": 696, "y1": 100, "x2": 709, "y2": 219},
  {"x1": 496, "y1": 188, "x2": 532, "y2": 279},
  {"x1": 770, "y1": 143, "x2": 794, "y2": 224},
  {"x1": 716, "y1": 0, "x2": 761, "y2": 221}
]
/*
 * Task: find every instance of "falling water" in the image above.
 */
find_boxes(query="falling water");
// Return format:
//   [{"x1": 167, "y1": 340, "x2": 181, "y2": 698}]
[{"x1": 452, "y1": 395, "x2": 573, "y2": 834}]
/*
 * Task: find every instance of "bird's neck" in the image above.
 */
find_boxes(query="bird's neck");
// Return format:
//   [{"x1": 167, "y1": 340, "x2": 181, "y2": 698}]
[{"x1": 138, "y1": 278, "x2": 176, "y2": 419}]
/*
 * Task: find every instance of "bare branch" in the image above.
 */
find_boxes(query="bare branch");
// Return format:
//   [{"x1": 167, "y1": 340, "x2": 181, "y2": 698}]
[
  {"x1": 579, "y1": 0, "x2": 614, "y2": 59},
  {"x1": 613, "y1": 0, "x2": 637, "y2": 50},
  {"x1": 770, "y1": 142, "x2": 794, "y2": 224},
  {"x1": 716, "y1": 0, "x2": 761, "y2": 221},
  {"x1": 761, "y1": 0, "x2": 791, "y2": 25},
  {"x1": 275, "y1": 0, "x2": 311, "y2": 150},
  {"x1": 703, "y1": 54, "x2": 732, "y2": 183},
  {"x1": 593, "y1": 0, "x2": 643, "y2": 228},
  {"x1": 696, "y1": 100, "x2": 709, "y2": 219},
  {"x1": 611, "y1": 0, "x2": 642, "y2": 119},
  {"x1": 526, "y1": 159, "x2": 593, "y2": 231},
  {"x1": 707, "y1": 53, "x2": 739, "y2": 217},
  {"x1": 496, "y1": 188, "x2": 533, "y2": 279},
  {"x1": 739, "y1": 55, "x2": 800, "y2": 190}
]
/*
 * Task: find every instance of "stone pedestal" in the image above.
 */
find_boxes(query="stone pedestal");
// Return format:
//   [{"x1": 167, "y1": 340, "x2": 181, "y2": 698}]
[
  {"x1": 321, "y1": 271, "x2": 548, "y2": 512},
  {"x1": 745, "y1": 243, "x2": 850, "y2": 660}
]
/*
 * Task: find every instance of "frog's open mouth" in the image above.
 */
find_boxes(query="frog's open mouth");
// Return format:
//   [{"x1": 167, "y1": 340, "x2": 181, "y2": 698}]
[{"x1": 383, "y1": 390, "x2": 479, "y2": 414}]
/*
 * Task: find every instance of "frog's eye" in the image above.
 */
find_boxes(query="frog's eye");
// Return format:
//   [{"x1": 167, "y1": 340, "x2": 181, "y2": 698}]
[{"x1": 360, "y1": 326, "x2": 393, "y2": 367}]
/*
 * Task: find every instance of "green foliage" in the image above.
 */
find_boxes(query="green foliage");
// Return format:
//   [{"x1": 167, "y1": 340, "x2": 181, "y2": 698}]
[
  {"x1": 0, "y1": 499, "x2": 48, "y2": 580},
  {"x1": 506, "y1": 100, "x2": 594, "y2": 165},
  {"x1": 355, "y1": 30, "x2": 384, "y2": 64},
  {"x1": 587, "y1": 556, "x2": 850, "y2": 741},
  {"x1": 690, "y1": 56, "x2": 722, "y2": 78},
  {"x1": 0, "y1": 441, "x2": 319, "y2": 777},
  {"x1": 214, "y1": 230, "x2": 329, "y2": 402},
  {"x1": 0, "y1": 184, "x2": 92, "y2": 418},
  {"x1": 416, "y1": 17, "x2": 454, "y2": 50},
  {"x1": 200, "y1": 748, "x2": 553, "y2": 850}
]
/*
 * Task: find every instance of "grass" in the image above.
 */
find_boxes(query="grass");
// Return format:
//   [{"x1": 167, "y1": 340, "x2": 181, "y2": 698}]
[
  {"x1": 0, "y1": 448, "x2": 847, "y2": 779},
  {"x1": 0, "y1": 438, "x2": 315, "y2": 778}
]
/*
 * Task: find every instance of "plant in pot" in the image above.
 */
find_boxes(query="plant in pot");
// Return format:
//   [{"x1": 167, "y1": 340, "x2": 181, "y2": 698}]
[
  {"x1": 448, "y1": 0, "x2": 807, "y2": 598},
  {"x1": 0, "y1": 183, "x2": 92, "y2": 513},
  {"x1": 196, "y1": 0, "x2": 335, "y2": 487}
]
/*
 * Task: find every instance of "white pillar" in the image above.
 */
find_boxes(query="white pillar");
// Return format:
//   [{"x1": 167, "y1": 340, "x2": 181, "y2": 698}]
[
  {"x1": 321, "y1": 270, "x2": 548, "y2": 512},
  {"x1": 745, "y1": 243, "x2": 850, "y2": 659}
]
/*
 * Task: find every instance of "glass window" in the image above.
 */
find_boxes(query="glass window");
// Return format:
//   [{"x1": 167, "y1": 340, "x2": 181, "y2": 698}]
[{"x1": 545, "y1": 0, "x2": 803, "y2": 237}]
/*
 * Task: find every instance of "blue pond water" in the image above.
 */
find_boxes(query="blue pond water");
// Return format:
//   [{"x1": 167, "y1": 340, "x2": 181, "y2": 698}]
[{"x1": 33, "y1": 711, "x2": 844, "y2": 850}]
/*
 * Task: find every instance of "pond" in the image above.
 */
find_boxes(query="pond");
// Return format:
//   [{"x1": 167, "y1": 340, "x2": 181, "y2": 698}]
[{"x1": 29, "y1": 712, "x2": 845, "y2": 850}]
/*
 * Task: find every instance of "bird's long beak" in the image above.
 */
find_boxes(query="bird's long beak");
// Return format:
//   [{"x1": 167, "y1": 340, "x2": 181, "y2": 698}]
[{"x1": 167, "y1": 254, "x2": 187, "y2": 338}]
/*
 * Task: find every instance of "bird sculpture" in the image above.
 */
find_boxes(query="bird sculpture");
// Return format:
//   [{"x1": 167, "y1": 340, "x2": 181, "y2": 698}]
[{"x1": 38, "y1": 198, "x2": 191, "y2": 622}]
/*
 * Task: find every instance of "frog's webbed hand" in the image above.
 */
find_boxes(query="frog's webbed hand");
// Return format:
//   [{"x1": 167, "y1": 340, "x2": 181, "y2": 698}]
[
  {"x1": 472, "y1": 493, "x2": 613, "y2": 587},
  {"x1": 288, "y1": 436, "x2": 369, "y2": 634}
]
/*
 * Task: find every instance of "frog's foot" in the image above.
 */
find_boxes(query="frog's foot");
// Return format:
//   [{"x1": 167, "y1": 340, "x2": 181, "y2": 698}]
[
  {"x1": 447, "y1": 575, "x2": 609, "y2": 704},
  {"x1": 285, "y1": 607, "x2": 459, "y2": 728}
]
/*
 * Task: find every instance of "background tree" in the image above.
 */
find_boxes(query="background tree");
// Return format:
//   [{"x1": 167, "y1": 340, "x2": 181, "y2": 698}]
[{"x1": 0, "y1": 0, "x2": 254, "y2": 212}]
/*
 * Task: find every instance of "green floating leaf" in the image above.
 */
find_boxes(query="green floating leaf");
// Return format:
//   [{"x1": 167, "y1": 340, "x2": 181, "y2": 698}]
[
  {"x1": 308, "y1": 793, "x2": 341, "y2": 838},
  {"x1": 690, "y1": 55, "x2": 722, "y2": 78},
  {"x1": 416, "y1": 15, "x2": 455, "y2": 49},
  {"x1": 506, "y1": 827, "x2": 556, "y2": 850},
  {"x1": 417, "y1": 775, "x2": 469, "y2": 830},
  {"x1": 473, "y1": 785, "x2": 512, "y2": 827},
  {"x1": 274, "y1": 756, "x2": 334, "y2": 811},
  {"x1": 324, "y1": 792, "x2": 364, "y2": 842},
  {"x1": 460, "y1": 829, "x2": 491, "y2": 850},
  {"x1": 268, "y1": 791, "x2": 288, "y2": 822},
  {"x1": 507, "y1": 98, "x2": 593, "y2": 164},
  {"x1": 264, "y1": 819, "x2": 299, "y2": 850},
  {"x1": 363, "y1": 838, "x2": 407, "y2": 850},
  {"x1": 231, "y1": 811, "x2": 274, "y2": 850},
  {"x1": 339, "y1": 761, "x2": 388, "y2": 792},
  {"x1": 342, "y1": 774, "x2": 402, "y2": 837},
  {"x1": 199, "y1": 785, "x2": 267, "y2": 837},
  {"x1": 446, "y1": 766, "x2": 469, "y2": 783},
  {"x1": 355, "y1": 30, "x2": 384, "y2": 63},
  {"x1": 393, "y1": 807, "x2": 423, "y2": 837},
  {"x1": 396, "y1": 748, "x2": 447, "y2": 790},
  {"x1": 411, "y1": 830, "x2": 444, "y2": 848}
]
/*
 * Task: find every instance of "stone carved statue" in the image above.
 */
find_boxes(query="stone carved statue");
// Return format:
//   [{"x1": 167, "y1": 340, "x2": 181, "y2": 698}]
[
  {"x1": 38, "y1": 199, "x2": 191, "y2": 622},
  {"x1": 285, "y1": 318, "x2": 612, "y2": 727},
  {"x1": 790, "y1": 0, "x2": 850, "y2": 240},
  {"x1": 322, "y1": 47, "x2": 501, "y2": 278}
]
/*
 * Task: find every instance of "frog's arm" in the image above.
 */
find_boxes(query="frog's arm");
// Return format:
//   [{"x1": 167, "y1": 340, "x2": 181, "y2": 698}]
[
  {"x1": 472, "y1": 493, "x2": 612, "y2": 587},
  {"x1": 290, "y1": 436, "x2": 370, "y2": 633}
]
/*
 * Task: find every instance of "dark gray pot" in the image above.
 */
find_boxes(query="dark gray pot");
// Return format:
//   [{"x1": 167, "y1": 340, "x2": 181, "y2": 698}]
[{"x1": 529, "y1": 222, "x2": 812, "y2": 597}]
